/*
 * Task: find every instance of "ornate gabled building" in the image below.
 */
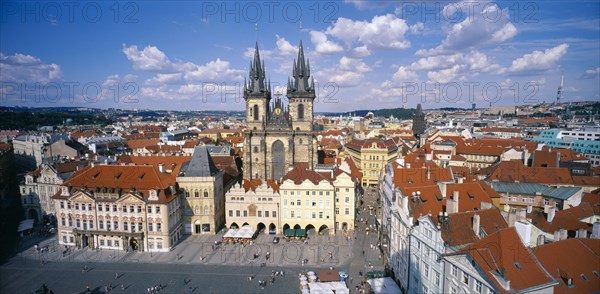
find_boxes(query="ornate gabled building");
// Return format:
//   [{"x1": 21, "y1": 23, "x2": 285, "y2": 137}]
[
  {"x1": 52, "y1": 165, "x2": 183, "y2": 252},
  {"x1": 243, "y1": 41, "x2": 317, "y2": 181}
]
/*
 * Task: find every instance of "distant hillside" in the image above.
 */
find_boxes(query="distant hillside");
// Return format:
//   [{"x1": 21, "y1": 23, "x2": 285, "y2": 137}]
[{"x1": 352, "y1": 108, "x2": 416, "y2": 119}]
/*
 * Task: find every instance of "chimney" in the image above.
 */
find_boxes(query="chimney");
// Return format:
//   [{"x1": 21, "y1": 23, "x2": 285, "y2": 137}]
[
  {"x1": 526, "y1": 205, "x2": 532, "y2": 214},
  {"x1": 553, "y1": 230, "x2": 561, "y2": 241},
  {"x1": 480, "y1": 202, "x2": 492, "y2": 210},
  {"x1": 426, "y1": 168, "x2": 431, "y2": 180},
  {"x1": 407, "y1": 163, "x2": 411, "y2": 169},
  {"x1": 91, "y1": 162, "x2": 95, "y2": 168},
  {"x1": 473, "y1": 214, "x2": 481, "y2": 238},
  {"x1": 547, "y1": 206, "x2": 556, "y2": 223},
  {"x1": 439, "y1": 182, "x2": 447, "y2": 198},
  {"x1": 401, "y1": 194, "x2": 408, "y2": 209},
  {"x1": 592, "y1": 221, "x2": 600, "y2": 239},
  {"x1": 560, "y1": 228, "x2": 568, "y2": 240},
  {"x1": 453, "y1": 190, "x2": 459, "y2": 212},
  {"x1": 536, "y1": 234, "x2": 545, "y2": 246},
  {"x1": 158, "y1": 163, "x2": 165, "y2": 173},
  {"x1": 425, "y1": 151, "x2": 433, "y2": 162},
  {"x1": 523, "y1": 149, "x2": 529, "y2": 166},
  {"x1": 458, "y1": 177, "x2": 464, "y2": 184},
  {"x1": 556, "y1": 151, "x2": 560, "y2": 167},
  {"x1": 577, "y1": 228, "x2": 588, "y2": 238}
]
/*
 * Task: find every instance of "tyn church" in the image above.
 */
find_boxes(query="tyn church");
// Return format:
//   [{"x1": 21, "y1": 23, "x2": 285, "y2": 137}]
[{"x1": 243, "y1": 40, "x2": 317, "y2": 181}]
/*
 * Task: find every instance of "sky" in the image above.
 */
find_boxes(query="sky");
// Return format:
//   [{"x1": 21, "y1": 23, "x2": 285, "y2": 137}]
[{"x1": 0, "y1": 0, "x2": 599, "y2": 112}]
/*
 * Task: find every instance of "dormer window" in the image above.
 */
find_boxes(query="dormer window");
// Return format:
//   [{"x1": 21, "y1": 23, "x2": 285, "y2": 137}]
[{"x1": 149, "y1": 190, "x2": 158, "y2": 201}]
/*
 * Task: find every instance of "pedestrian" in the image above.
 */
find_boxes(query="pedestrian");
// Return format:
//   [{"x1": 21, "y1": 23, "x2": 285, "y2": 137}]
[
  {"x1": 189, "y1": 286, "x2": 193, "y2": 293},
  {"x1": 350, "y1": 276, "x2": 353, "y2": 283},
  {"x1": 121, "y1": 284, "x2": 125, "y2": 291},
  {"x1": 362, "y1": 250, "x2": 365, "y2": 256}
]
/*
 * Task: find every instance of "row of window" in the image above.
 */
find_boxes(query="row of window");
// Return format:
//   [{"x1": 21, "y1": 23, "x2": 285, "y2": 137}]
[
  {"x1": 61, "y1": 217, "x2": 162, "y2": 232},
  {"x1": 60, "y1": 202, "x2": 162, "y2": 214},
  {"x1": 283, "y1": 210, "x2": 330, "y2": 219},
  {"x1": 228, "y1": 210, "x2": 277, "y2": 218},
  {"x1": 450, "y1": 264, "x2": 488, "y2": 294},
  {"x1": 186, "y1": 191, "x2": 210, "y2": 198}
]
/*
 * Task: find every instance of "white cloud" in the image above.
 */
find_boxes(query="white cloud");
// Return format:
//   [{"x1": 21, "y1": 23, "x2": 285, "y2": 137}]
[
  {"x1": 0, "y1": 52, "x2": 62, "y2": 83},
  {"x1": 392, "y1": 66, "x2": 419, "y2": 82},
  {"x1": 508, "y1": 44, "x2": 569, "y2": 72},
  {"x1": 419, "y1": 1, "x2": 517, "y2": 55},
  {"x1": 316, "y1": 56, "x2": 371, "y2": 87},
  {"x1": 325, "y1": 14, "x2": 412, "y2": 50},
  {"x1": 184, "y1": 58, "x2": 243, "y2": 82},
  {"x1": 275, "y1": 35, "x2": 298, "y2": 56},
  {"x1": 352, "y1": 46, "x2": 371, "y2": 57},
  {"x1": 310, "y1": 31, "x2": 344, "y2": 54},
  {"x1": 427, "y1": 65, "x2": 461, "y2": 83},
  {"x1": 339, "y1": 56, "x2": 371, "y2": 73},
  {"x1": 122, "y1": 45, "x2": 173, "y2": 72},
  {"x1": 146, "y1": 73, "x2": 183, "y2": 85},
  {"x1": 579, "y1": 67, "x2": 600, "y2": 79}
]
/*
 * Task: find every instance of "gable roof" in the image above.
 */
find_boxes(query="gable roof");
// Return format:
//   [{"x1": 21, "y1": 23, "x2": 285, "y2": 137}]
[
  {"x1": 460, "y1": 227, "x2": 557, "y2": 293},
  {"x1": 533, "y1": 238, "x2": 600, "y2": 294},
  {"x1": 440, "y1": 208, "x2": 508, "y2": 248},
  {"x1": 180, "y1": 146, "x2": 219, "y2": 177}
]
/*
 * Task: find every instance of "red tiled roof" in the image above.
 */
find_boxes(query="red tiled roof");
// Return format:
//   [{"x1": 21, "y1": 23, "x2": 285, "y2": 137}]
[
  {"x1": 393, "y1": 167, "x2": 453, "y2": 187},
  {"x1": 241, "y1": 179, "x2": 280, "y2": 193},
  {"x1": 486, "y1": 161, "x2": 577, "y2": 185},
  {"x1": 117, "y1": 155, "x2": 191, "y2": 174},
  {"x1": 527, "y1": 209, "x2": 589, "y2": 234},
  {"x1": 461, "y1": 227, "x2": 556, "y2": 293},
  {"x1": 533, "y1": 238, "x2": 600, "y2": 294},
  {"x1": 478, "y1": 127, "x2": 521, "y2": 133},
  {"x1": 440, "y1": 208, "x2": 508, "y2": 247},
  {"x1": 400, "y1": 182, "x2": 495, "y2": 220},
  {"x1": 53, "y1": 165, "x2": 178, "y2": 203},
  {"x1": 346, "y1": 138, "x2": 398, "y2": 152},
  {"x1": 126, "y1": 139, "x2": 161, "y2": 149}
]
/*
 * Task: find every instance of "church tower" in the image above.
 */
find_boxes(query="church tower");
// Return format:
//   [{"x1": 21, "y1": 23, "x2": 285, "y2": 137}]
[
  {"x1": 243, "y1": 40, "x2": 316, "y2": 181},
  {"x1": 287, "y1": 40, "x2": 316, "y2": 170},
  {"x1": 287, "y1": 40, "x2": 315, "y2": 132},
  {"x1": 244, "y1": 42, "x2": 271, "y2": 132}
]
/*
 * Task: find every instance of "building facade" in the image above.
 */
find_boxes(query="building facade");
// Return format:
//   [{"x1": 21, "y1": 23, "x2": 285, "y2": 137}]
[
  {"x1": 225, "y1": 179, "x2": 281, "y2": 234},
  {"x1": 177, "y1": 146, "x2": 225, "y2": 235},
  {"x1": 53, "y1": 165, "x2": 183, "y2": 252},
  {"x1": 345, "y1": 138, "x2": 398, "y2": 186},
  {"x1": 243, "y1": 41, "x2": 317, "y2": 181}
]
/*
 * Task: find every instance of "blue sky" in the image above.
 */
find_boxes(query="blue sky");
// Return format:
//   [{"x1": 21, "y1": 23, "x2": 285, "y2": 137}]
[{"x1": 1, "y1": 0, "x2": 599, "y2": 112}]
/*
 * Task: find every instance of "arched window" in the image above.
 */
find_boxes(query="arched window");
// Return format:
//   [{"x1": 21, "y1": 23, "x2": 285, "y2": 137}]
[
  {"x1": 194, "y1": 206, "x2": 200, "y2": 214},
  {"x1": 253, "y1": 105, "x2": 259, "y2": 121},
  {"x1": 299, "y1": 139, "x2": 303, "y2": 144},
  {"x1": 254, "y1": 146, "x2": 259, "y2": 153},
  {"x1": 298, "y1": 104, "x2": 304, "y2": 120},
  {"x1": 204, "y1": 206, "x2": 209, "y2": 215}
]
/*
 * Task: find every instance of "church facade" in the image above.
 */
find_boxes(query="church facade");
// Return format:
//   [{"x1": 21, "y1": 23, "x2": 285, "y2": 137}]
[{"x1": 243, "y1": 41, "x2": 317, "y2": 181}]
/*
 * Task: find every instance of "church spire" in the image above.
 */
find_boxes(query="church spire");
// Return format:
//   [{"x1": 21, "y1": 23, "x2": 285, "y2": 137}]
[
  {"x1": 248, "y1": 41, "x2": 266, "y2": 94},
  {"x1": 289, "y1": 40, "x2": 310, "y2": 93}
]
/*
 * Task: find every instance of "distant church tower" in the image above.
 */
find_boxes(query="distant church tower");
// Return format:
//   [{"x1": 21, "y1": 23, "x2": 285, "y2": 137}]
[
  {"x1": 243, "y1": 41, "x2": 316, "y2": 181},
  {"x1": 412, "y1": 103, "x2": 426, "y2": 138}
]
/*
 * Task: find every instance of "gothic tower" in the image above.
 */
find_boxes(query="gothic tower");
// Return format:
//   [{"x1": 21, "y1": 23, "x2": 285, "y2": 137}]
[
  {"x1": 412, "y1": 103, "x2": 426, "y2": 138},
  {"x1": 243, "y1": 40, "x2": 316, "y2": 181},
  {"x1": 244, "y1": 42, "x2": 271, "y2": 131},
  {"x1": 287, "y1": 40, "x2": 315, "y2": 132}
]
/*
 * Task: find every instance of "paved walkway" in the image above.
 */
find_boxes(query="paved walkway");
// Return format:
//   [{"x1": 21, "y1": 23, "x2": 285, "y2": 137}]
[{"x1": 9, "y1": 186, "x2": 386, "y2": 293}]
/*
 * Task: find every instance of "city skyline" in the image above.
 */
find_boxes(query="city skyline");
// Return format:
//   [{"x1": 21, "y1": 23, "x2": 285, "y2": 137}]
[{"x1": 1, "y1": 1, "x2": 599, "y2": 111}]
